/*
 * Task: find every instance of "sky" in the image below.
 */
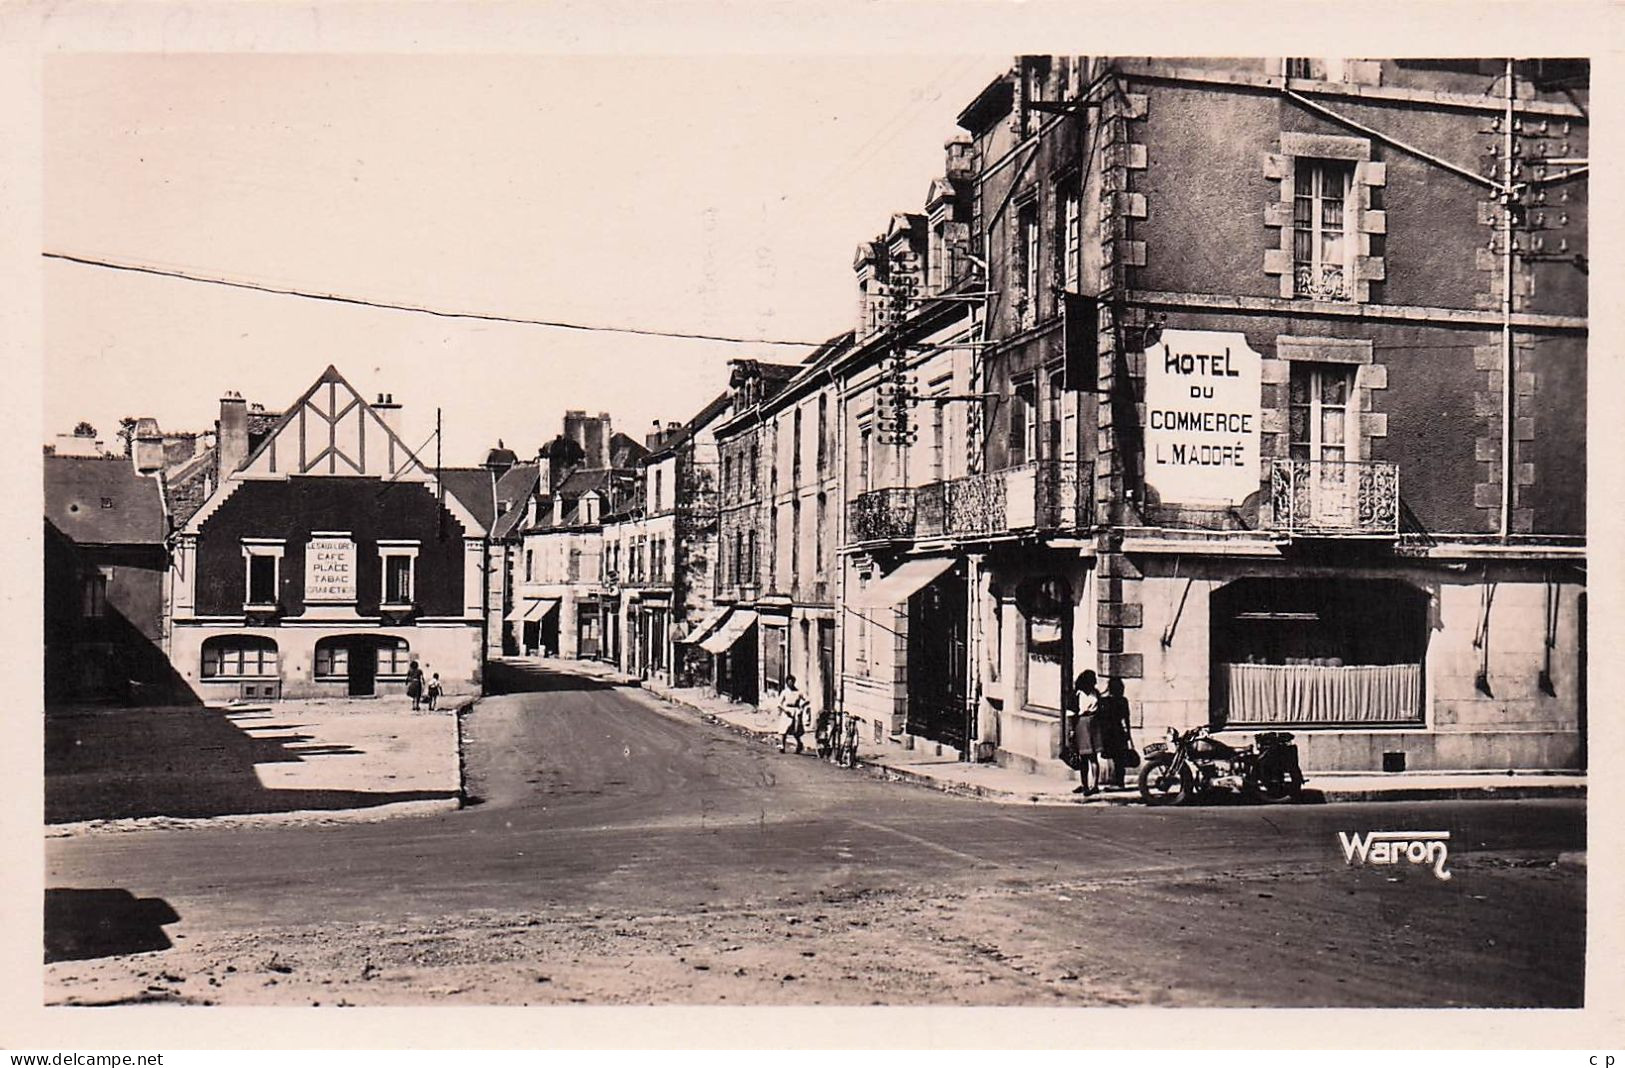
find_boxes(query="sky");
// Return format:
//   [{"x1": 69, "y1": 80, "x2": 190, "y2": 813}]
[{"x1": 44, "y1": 53, "x2": 1005, "y2": 465}]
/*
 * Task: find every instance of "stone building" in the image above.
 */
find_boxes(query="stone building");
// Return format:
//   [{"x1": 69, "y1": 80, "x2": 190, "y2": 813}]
[{"x1": 837, "y1": 56, "x2": 1587, "y2": 774}]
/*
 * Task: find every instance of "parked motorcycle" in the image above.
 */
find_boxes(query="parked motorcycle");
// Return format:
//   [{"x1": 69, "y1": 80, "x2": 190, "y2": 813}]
[{"x1": 1137, "y1": 725, "x2": 1305, "y2": 806}]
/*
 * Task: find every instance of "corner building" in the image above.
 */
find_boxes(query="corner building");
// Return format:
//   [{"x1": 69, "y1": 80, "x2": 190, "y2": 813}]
[{"x1": 848, "y1": 57, "x2": 1586, "y2": 774}]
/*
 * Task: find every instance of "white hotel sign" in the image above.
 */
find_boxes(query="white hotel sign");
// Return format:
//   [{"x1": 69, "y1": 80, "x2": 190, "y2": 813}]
[
  {"x1": 1143, "y1": 329, "x2": 1262, "y2": 506},
  {"x1": 306, "y1": 534, "x2": 357, "y2": 603}
]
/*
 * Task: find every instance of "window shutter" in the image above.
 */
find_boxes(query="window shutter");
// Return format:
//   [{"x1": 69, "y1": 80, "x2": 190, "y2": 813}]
[{"x1": 1062, "y1": 292, "x2": 1099, "y2": 392}]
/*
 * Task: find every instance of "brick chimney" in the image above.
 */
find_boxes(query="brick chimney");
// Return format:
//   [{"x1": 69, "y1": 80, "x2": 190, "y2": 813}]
[
  {"x1": 132, "y1": 417, "x2": 164, "y2": 475},
  {"x1": 217, "y1": 392, "x2": 249, "y2": 476},
  {"x1": 373, "y1": 393, "x2": 401, "y2": 435}
]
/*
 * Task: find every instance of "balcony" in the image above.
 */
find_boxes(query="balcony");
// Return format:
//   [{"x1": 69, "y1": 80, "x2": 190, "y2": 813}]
[
  {"x1": 847, "y1": 461, "x2": 1093, "y2": 546},
  {"x1": 1271, "y1": 460, "x2": 1399, "y2": 537}
]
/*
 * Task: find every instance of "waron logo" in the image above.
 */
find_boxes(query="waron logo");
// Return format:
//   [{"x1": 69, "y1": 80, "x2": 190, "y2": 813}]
[{"x1": 1338, "y1": 830, "x2": 1453, "y2": 881}]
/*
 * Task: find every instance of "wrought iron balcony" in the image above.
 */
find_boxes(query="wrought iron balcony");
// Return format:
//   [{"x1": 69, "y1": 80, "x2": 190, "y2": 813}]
[
  {"x1": 849, "y1": 460, "x2": 1093, "y2": 545},
  {"x1": 847, "y1": 487, "x2": 917, "y2": 543},
  {"x1": 1270, "y1": 459, "x2": 1400, "y2": 537}
]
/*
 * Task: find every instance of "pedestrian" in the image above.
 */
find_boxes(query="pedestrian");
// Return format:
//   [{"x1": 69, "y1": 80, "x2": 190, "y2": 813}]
[
  {"x1": 406, "y1": 658, "x2": 424, "y2": 711},
  {"x1": 814, "y1": 704, "x2": 835, "y2": 760},
  {"x1": 1069, "y1": 669, "x2": 1102, "y2": 795},
  {"x1": 1095, "y1": 677, "x2": 1134, "y2": 789},
  {"x1": 426, "y1": 672, "x2": 443, "y2": 711},
  {"x1": 838, "y1": 710, "x2": 860, "y2": 768},
  {"x1": 777, "y1": 675, "x2": 810, "y2": 753}
]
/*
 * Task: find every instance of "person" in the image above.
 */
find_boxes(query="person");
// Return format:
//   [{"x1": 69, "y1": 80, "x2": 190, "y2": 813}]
[
  {"x1": 1070, "y1": 669, "x2": 1102, "y2": 795},
  {"x1": 814, "y1": 705, "x2": 835, "y2": 761},
  {"x1": 777, "y1": 675, "x2": 810, "y2": 754},
  {"x1": 426, "y1": 672, "x2": 443, "y2": 711},
  {"x1": 406, "y1": 659, "x2": 424, "y2": 711},
  {"x1": 1095, "y1": 677, "x2": 1134, "y2": 789}
]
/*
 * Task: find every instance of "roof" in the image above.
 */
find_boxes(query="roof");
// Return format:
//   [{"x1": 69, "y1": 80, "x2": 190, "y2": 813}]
[
  {"x1": 646, "y1": 391, "x2": 732, "y2": 460},
  {"x1": 437, "y1": 467, "x2": 499, "y2": 532},
  {"x1": 491, "y1": 464, "x2": 542, "y2": 539},
  {"x1": 609, "y1": 432, "x2": 650, "y2": 468},
  {"x1": 956, "y1": 72, "x2": 1014, "y2": 134},
  {"x1": 530, "y1": 466, "x2": 641, "y2": 530},
  {"x1": 483, "y1": 444, "x2": 519, "y2": 469},
  {"x1": 44, "y1": 455, "x2": 168, "y2": 545}
]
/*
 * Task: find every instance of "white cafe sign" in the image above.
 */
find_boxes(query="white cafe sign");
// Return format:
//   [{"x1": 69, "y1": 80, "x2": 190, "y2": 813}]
[
  {"x1": 1143, "y1": 329, "x2": 1262, "y2": 506},
  {"x1": 305, "y1": 534, "x2": 356, "y2": 603}
]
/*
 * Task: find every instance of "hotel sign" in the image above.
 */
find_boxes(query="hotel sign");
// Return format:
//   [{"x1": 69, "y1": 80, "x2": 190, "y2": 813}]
[
  {"x1": 1143, "y1": 330, "x2": 1262, "y2": 506},
  {"x1": 306, "y1": 534, "x2": 356, "y2": 602}
]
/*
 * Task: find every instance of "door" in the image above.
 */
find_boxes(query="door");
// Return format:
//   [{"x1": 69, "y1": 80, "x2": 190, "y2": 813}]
[
  {"x1": 348, "y1": 639, "x2": 376, "y2": 696},
  {"x1": 818, "y1": 620, "x2": 836, "y2": 716},
  {"x1": 907, "y1": 568, "x2": 969, "y2": 750}
]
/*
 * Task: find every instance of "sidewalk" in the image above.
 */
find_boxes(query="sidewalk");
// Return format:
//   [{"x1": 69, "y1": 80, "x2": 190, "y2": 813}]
[
  {"x1": 46, "y1": 694, "x2": 469, "y2": 831},
  {"x1": 562, "y1": 659, "x2": 1587, "y2": 807}
]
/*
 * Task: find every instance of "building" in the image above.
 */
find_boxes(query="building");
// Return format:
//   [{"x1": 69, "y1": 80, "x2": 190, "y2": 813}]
[
  {"x1": 44, "y1": 452, "x2": 178, "y2": 703},
  {"x1": 439, "y1": 444, "x2": 543, "y2": 659},
  {"x1": 165, "y1": 367, "x2": 489, "y2": 701},
  {"x1": 835, "y1": 56, "x2": 1586, "y2": 775}
]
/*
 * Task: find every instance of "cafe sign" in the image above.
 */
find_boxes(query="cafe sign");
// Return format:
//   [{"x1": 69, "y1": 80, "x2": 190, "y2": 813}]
[
  {"x1": 306, "y1": 533, "x2": 356, "y2": 603},
  {"x1": 1143, "y1": 330, "x2": 1262, "y2": 506}
]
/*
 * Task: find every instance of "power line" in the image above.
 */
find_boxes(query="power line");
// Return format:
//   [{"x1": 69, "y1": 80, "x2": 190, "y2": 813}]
[{"x1": 43, "y1": 251, "x2": 830, "y2": 349}]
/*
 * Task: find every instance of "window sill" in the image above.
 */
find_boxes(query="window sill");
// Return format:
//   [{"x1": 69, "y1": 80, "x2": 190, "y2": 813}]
[{"x1": 201, "y1": 674, "x2": 279, "y2": 682}]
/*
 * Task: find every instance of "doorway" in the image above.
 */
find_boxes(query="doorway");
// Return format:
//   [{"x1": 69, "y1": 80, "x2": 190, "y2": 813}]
[
  {"x1": 907, "y1": 567, "x2": 969, "y2": 750},
  {"x1": 348, "y1": 641, "x2": 377, "y2": 696}
]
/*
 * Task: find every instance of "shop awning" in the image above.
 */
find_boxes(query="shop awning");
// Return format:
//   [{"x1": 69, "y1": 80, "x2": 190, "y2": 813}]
[
  {"x1": 677, "y1": 606, "x2": 729, "y2": 644},
  {"x1": 506, "y1": 597, "x2": 559, "y2": 624},
  {"x1": 699, "y1": 609, "x2": 758, "y2": 654},
  {"x1": 849, "y1": 556, "x2": 956, "y2": 609}
]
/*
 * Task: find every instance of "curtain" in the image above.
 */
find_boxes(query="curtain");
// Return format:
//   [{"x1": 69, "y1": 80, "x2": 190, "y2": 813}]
[{"x1": 1224, "y1": 662, "x2": 1422, "y2": 725}]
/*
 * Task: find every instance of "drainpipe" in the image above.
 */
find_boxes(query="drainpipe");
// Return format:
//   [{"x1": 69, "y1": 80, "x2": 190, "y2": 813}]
[{"x1": 1500, "y1": 58, "x2": 1515, "y2": 540}]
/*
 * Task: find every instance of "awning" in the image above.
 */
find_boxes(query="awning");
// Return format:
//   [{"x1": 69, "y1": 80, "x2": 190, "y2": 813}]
[
  {"x1": 677, "y1": 606, "x2": 729, "y2": 644},
  {"x1": 849, "y1": 556, "x2": 957, "y2": 609},
  {"x1": 505, "y1": 597, "x2": 559, "y2": 624},
  {"x1": 699, "y1": 609, "x2": 758, "y2": 654}
]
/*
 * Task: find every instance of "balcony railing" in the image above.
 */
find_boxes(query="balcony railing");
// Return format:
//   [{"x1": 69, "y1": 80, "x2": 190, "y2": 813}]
[
  {"x1": 1271, "y1": 459, "x2": 1399, "y2": 536},
  {"x1": 847, "y1": 460, "x2": 1093, "y2": 545},
  {"x1": 847, "y1": 487, "x2": 917, "y2": 543}
]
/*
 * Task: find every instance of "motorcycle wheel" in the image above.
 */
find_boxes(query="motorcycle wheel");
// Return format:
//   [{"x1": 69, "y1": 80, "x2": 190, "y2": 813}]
[
  {"x1": 1245, "y1": 769, "x2": 1303, "y2": 804},
  {"x1": 1138, "y1": 754, "x2": 1190, "y2": 806}
]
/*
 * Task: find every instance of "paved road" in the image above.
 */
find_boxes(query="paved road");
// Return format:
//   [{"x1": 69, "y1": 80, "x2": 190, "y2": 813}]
[{"x1": 45, "y1": 663, "x2": 1586, "y2": 1007}]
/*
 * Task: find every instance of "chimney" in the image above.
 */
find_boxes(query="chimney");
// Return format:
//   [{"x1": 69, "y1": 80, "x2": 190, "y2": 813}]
[
  {"x1": 217, "y1": 391, "x2": 249, "y2": 475},
  {"x1": 374, "y1": 393, "x2": 402, "y2": 434},
  {"x1": 944, "y1": 132, "x2": 973, "y2": 179},
  {"x1": 552, "y1": 495, "x2": 565, "y2": 526},
  {"x1": 133, "y1": 417, "x2": 164, "y2": 475}
]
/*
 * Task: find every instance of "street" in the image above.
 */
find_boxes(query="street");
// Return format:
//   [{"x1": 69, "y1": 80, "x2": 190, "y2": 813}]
[{"x1": 45, "y1": 664, "x2": 1586, "y2": 1008}]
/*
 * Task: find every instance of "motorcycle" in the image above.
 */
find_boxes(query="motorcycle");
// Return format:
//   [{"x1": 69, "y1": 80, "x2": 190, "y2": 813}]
[{"x1": 1137, "y1": 725, "x2": 1305, "y2": 806}]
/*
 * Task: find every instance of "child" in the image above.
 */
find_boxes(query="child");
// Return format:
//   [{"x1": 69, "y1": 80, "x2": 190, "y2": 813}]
[
  {"x1": 426, "y1": 672, "x2": 443, "y2": 711},
  {"x1": 814, "y1": 707, "x2": 835, "y2": 761}
]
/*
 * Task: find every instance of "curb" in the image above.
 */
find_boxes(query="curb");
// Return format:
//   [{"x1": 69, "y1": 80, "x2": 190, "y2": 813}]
[
  {"x1": 1306, "y1": 784, "x2": 1587, "y2": 803},
  {"x1": 44, "y1": 797, "x2": 461, "y2": 838}
]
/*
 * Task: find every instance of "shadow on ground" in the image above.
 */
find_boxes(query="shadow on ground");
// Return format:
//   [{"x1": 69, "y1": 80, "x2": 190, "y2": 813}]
[
  {"x1": 45, "y1": 705, "x2": 457, "y2": 823},
  {"x1": 45, "y1": 888, "x2": 180, "y2": 963},
  {"x1": 484, "y1": 659, "x2": 618, "y2": 696}
]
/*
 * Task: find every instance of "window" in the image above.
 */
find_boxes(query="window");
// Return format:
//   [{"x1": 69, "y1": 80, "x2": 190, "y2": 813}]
[
  {"x1": 1046, "y1": 368, "x2": 1065, "y2": 460},
  {"x1": 81, "y1": 571, "x2": 108, "y2": 618},
  {"x1": 378, "y1": 541, "x2": 420, "y2": 607},
  {"x1": 1016, "y1": 201, "x2": 1039, "y2": 325},
  {"x1": 929, "y1": 397, "x2": 946, "y2": 484},
  {"x1": 929, "y1": 222, "x2": 947, "y2": 292},
  {"x1": 1288, "y1": 364, "x2": 1354, "y2": 465},
  {"x1": 249, "y1": 556, "x2": 277, "y2": 604},
  {"x1": 1293, "y1": 159, "x2": 1355, "y2": 301},
  {"x1": 1060, "y1": 186, "x2": 1081, "y2": 293},
  {"x1": 815, "y1": 492, "x2": 827, "y2": 577},
  {"x1": 314, "y1": 641, "x2": 348, "y2": 678},
  {"x1": 768, "y1": 505, "x2": 779, "y2": 589},
  {"x1": 377, "y1": 638, "x2": 412, "y2": 676},
  {"x1": 1021, "y1": 578, "x2": 1070, "y2": 711},
  {"x1": 242, "y1": 540, "x2": 284, "y2": 607},
  {"x1": 747, "y1": 529, "x2": 758, "y2": 584},
  {"x1": 653, "y1": 469, "x2": 663, "y2": 513},
  {"x1": 817, "y1": 394, "x2": 829, "y2": 469},
  {"x1": 762, "y1": 624, "x2": 787, "y2": 690},
  {"x1": 733, "y1": 532, "x2": 744, "y2": 586},
  {"x1": 748, "y1": 441, "x2": 758, "y2": 497},
  {"x1": 792, "y1": 407, "x2": 803, "y2": 487},
  {"x1": 791, "y1": 499, "x2": 802, "y2": 590},
  {"x1": 1009, "y1": 377, "x2": 1037, "y2": 467},
  {"x1": 525, "y1": 549, "x2": 534, "y2": 582},
  {"x1": 201, "y1": 636, "x2": 279, "y2": 678},
  {"x1": 854, "y1": 574, "x2": 871, "y2": 669},
  {"x1": 723, "y1": 455, "x2": 734, "y2": 501},
  {"x1": 859, "y1": 423, "x2": 873, "y2": 491}
]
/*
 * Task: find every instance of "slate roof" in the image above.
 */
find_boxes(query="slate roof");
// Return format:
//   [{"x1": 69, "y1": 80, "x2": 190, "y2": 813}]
[
  {"x1": 646, "y1": 392, "x2": 731, "y2": 460},
  {"x1": 44, "y1": 455, "x2": 168, "y2": 545},
  {"x1": 490, "y1": 464, "x2": 541, "y2": 540},
  {"x1": 437, "y1": 467, "x2": 500, "y2": 533}
]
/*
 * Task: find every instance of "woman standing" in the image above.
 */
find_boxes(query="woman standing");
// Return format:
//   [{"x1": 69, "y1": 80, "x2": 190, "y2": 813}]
[
  {"x1": 406, "y1": 659, "x2": 424, "y2": 712},
  {"x1": 1070, "y1": 670, "x2": 1102, "y2": 795},
  {"x1": 1095, "y1": 677, "x2": 1134, "y2": 789}
]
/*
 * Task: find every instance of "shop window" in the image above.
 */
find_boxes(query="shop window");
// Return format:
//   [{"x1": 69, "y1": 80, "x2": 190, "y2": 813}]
[
  {"x1": 201, "y1": 636, "x2": 279, "y2": 678},
  {"x1": 763, "y1": 625, "x2": 787, "y2": 691},
  {"x1": 377, "y1": 638, "x2": 412, "y2": 677},
  {"x1": 1293, "y1": 159, "x2": 1355, "y2": 301},
  {"x1": 1211, "y1": 578, "x2": 1426, "y2": 727},
  {"x1": 1020, "y1": 577, "x2": 1071, "y2": 711},
  {"x1": 314, "y1": 641, "x2": 349, "y2": 679}
]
